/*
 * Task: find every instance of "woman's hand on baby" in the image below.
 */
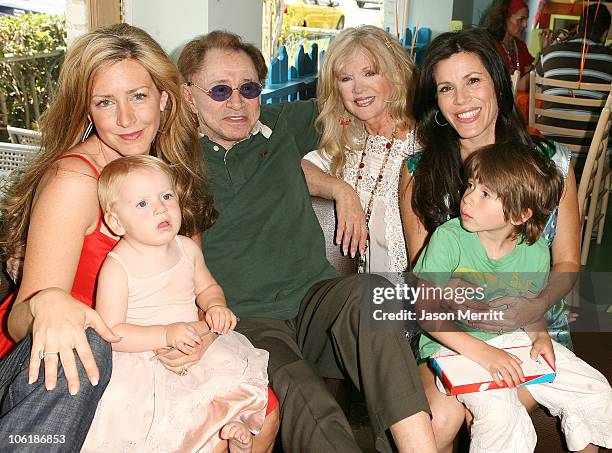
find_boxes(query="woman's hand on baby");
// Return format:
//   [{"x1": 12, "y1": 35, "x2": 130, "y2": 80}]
[
  {"x1": 165, "y1": 322, "x2": 202, "y2": 354},
  {"x1": 473, "y1": 344, "x2": 525, "y2": 388},
  {"x1": 205, "y1": 305, "x2": 237, "y2": 334},
  {"x1": 28, "y1": 287, "x2": 121, "y2": 394},
  {"x1": 530, "y1": 333, "x2": 556, "y2": 370}
]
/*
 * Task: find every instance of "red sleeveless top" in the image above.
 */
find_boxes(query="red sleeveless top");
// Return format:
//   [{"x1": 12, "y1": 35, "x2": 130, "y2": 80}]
[{"x1": 0, "y1": 154, "x2": 117, "y2": 358}]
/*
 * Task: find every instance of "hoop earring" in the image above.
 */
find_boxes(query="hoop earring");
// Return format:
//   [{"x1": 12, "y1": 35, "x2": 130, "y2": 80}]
[
  {"x1": 81, "y1": 120, "x2": 93, "y2": 142},
  {"x1": 434, "y1": 110, "x2": 448, "y2": 127}
]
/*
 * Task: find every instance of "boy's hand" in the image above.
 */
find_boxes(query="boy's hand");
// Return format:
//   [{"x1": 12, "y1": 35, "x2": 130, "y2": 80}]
[
  {"x1": 205, "y1": 305, "x2": 237, "y2": 334},
  {"x1": 530, "y1": 333, "x2": 556, "y2": 370},
  {"x1": 472, "y1": 344, "x2": 525, "y2": 388},
  {"x1": 165, "y1": 322, "x2": 201, "y2": 354}
]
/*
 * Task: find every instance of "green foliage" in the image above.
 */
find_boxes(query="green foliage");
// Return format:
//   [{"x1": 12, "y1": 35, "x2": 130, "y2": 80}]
[
  {"x1": 0, "y1": 13, "x2": 66, "y2": 58},
  {"x1": 0, "y1": 13, "x2": 66, "y2": 134},
  {"x1": 278, "y1": 8, "x2": 311, "y2": 62}
]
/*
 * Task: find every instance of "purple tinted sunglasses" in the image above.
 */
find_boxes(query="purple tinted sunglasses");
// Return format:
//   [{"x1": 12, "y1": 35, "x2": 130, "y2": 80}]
[{"x1": 187, "y1": 81, "x2": 262, "y2": 102}]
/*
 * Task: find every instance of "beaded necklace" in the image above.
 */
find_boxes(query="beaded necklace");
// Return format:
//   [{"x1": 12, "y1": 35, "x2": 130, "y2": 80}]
[{"x1": 353, "y1": 127, "x2": 396, "y2": 272}]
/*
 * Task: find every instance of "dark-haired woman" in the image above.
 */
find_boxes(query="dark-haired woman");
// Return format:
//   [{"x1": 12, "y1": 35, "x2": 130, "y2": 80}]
[
  {"x1": 483, "y1": 0, "x2": 533, "y2": 91},
  {"x1": 399, "y1": 28, "x2": 580, "y2": 452}
]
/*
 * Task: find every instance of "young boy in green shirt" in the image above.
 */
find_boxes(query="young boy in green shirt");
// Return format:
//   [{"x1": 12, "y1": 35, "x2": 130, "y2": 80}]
[{"x1": 414, "y1": 142, "x2": 612, "y2": 453}]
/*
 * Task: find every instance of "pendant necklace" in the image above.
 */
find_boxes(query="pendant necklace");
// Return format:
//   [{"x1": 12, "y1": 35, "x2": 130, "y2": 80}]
[
  {"x1": 502, "y1": 37, "x2": 520, "y2": 73},
  {"x1": 353, "y1": 126, "x2": 396, "y2": 273}
]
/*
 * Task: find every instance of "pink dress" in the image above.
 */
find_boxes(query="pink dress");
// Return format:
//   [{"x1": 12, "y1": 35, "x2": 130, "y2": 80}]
[{"x1": 82, "y1": 237, "x2": 269, "y2": 452}]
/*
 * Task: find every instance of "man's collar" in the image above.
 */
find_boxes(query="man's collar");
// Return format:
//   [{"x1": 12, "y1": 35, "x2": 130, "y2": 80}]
[{"x1": 250, "y1": 120, "x2": 272, "y2": 139}]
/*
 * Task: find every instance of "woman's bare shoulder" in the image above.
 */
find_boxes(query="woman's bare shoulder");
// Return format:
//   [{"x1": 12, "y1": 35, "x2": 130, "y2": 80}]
[{"x1": 32, "y1": 151, "x2": 101, "y2": 230}]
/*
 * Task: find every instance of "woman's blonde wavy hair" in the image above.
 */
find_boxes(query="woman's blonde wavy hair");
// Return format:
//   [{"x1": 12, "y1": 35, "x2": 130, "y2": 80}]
[
  {"x1": 315, "y1": 25, "x2": 417, "y2": 176},
  {"x1": 0, "y1": 23, "x2": 215, "y2": 259}
]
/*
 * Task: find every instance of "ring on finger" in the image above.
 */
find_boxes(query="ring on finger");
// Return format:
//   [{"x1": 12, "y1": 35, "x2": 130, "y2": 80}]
[
  {"x1": 39, "y1": 349, "x2": 59, "y2": 360},
  {"x1": 178, "y1": 365, "x2": 189, "y2": 377}
]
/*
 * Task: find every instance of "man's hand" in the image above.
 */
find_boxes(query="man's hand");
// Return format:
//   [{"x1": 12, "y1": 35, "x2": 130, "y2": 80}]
[
  {"x1": 540, "y1": 29, "x2": 555, "y2": 49},
  {"x1": 332, "y1": 181, "x2": 366, "y2": 258}
]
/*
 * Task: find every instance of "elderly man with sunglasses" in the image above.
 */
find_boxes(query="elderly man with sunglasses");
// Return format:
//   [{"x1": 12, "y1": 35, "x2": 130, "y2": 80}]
[{"x1": 178, "y1": 31, "x2": 434, "y2": 453}]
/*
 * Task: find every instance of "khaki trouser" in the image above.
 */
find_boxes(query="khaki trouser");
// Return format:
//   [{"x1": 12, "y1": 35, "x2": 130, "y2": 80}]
[{"x1": 236, "y1": 274, "x2": 430, "y2": 453}]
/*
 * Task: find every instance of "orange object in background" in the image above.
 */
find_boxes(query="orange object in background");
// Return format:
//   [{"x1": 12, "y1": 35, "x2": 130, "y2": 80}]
[
  {"x1": 516, "y1": 91, "x2": 530, "y2": 124},
  {"x1": 515, "y1": 90, "x2": 544, "y2": 136}
]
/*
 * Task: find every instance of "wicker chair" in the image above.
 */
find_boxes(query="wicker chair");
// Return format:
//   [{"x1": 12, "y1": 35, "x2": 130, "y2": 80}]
[{"x1": 7, "y1": 126, "x2": 42, "y2": 146}]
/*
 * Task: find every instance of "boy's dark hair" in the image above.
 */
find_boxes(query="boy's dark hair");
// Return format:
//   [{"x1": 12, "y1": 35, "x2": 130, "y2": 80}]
[{"x1": 463, "y1": 142, "x2": 564, "y2": 244}]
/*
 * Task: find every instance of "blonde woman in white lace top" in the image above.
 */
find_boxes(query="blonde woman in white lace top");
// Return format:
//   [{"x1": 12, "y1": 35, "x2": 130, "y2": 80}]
[{"x1": 302, "y1": 25, "x2": 419, "y2": 273}]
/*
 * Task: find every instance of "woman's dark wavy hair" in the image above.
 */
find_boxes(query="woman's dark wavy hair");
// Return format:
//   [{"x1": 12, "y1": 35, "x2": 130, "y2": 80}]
[
  {"x1": 482, "y1": 0, "x2": 512, "y2": 41},
  {"x1": 412, "y1": 28, "x2": 531, "y2": 233}
]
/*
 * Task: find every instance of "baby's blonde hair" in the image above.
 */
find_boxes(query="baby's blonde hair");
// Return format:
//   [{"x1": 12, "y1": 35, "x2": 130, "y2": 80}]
[{"x1": 98, "y1": 155, "x2": 176, "y2": 214}]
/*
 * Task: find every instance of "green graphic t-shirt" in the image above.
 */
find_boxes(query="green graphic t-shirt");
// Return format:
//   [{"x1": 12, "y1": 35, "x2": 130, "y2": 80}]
[{"x1": 413, "y1": 218, "x2": 550, "y2": 358}]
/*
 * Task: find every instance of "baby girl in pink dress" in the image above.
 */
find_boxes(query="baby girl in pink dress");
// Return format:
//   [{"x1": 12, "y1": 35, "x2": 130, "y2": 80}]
[{"x1": 82, "y1": 155, "x2": 269, "y2": 453}]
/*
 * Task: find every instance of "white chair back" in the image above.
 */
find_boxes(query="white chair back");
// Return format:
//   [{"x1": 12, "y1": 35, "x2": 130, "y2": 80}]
[
  {"x1": 575, "y1": 105, "x2": 611, "y2": 265},
  {"x1": 7, "y1": 126, "x2": 42, "y2": 146},
  {"x1": 0, "y1": 142, "x2": 40, "y2": 177},
  {"x1": 528, "y1": 71, "x2": 612, "y2": 157}
]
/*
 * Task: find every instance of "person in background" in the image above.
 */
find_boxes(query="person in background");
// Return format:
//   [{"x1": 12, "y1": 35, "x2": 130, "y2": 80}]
[
  {"x1": 303, "y1": 25, "x2": 419, "y2": 274},
  {"x1": 535, "y1": 3, "x2": 612, "y2": 175},
  {"x1": 483, "y1": 0, "x2": 533, "y2": 92}
]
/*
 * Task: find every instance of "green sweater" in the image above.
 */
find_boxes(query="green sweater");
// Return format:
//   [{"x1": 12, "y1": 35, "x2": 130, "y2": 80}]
[{"x1": 201, "y1": 99, "x2": 337, "y2": 319}]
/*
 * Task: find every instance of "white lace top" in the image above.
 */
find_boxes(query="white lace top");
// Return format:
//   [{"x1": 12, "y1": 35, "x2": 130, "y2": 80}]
[{"x1": 304, "y1": 131, "x2": 420, "y2": 273}]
